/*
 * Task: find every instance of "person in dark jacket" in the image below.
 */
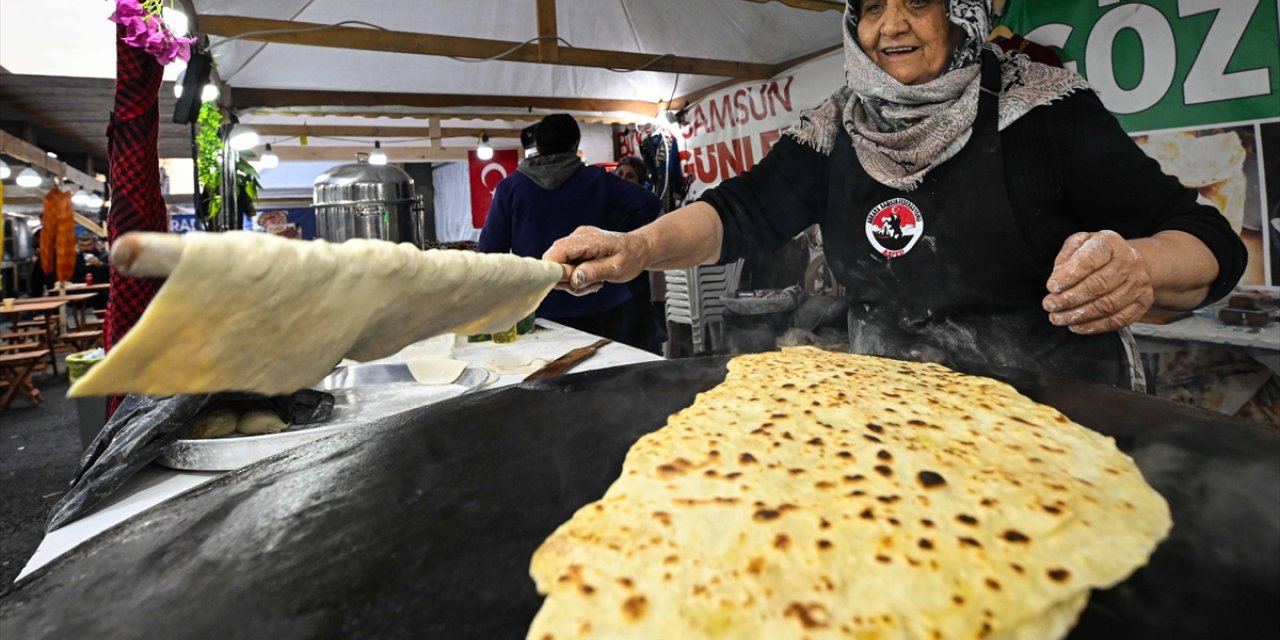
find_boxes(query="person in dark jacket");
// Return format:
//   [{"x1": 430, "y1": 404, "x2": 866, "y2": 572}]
[
  {"x1": 479, "y1": 114, "x2": 662, "y2": 350},
  {"x1": 544, "y1": 0, "x2": 1246, "y2": 389}
]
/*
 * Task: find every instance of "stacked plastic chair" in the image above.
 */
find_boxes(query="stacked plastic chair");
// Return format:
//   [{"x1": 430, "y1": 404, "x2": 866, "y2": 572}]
[{"x1": 662, "y1": 260, "x2": 743, "y2": 356}]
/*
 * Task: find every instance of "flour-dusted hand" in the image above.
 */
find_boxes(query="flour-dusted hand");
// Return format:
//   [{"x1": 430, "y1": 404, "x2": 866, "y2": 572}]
[
  {"x1": 1042, "y1": 230, "x2": 1155, "y2": 334},
  {"x1": 543, "y1": 226, "x2": 651, "y2": 296}
]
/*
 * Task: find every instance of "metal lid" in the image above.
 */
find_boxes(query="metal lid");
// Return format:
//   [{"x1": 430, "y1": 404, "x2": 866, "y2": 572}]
[{"x1": 312, "y1": 160, "x2": 416, "y2": 208}]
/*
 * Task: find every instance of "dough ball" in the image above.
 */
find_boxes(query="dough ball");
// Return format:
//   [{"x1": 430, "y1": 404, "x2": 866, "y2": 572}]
[
  {"x1": 236, "y1": 409, "x2": 290, "y2": 435},
  {"x1": 186, "y1": 408, "x2": 239, "y2": 439}
]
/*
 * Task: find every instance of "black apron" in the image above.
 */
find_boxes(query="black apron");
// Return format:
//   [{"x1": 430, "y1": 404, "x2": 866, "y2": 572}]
[{"x1": 822, "y1": 50, "x2": 1130, "y2": 388}]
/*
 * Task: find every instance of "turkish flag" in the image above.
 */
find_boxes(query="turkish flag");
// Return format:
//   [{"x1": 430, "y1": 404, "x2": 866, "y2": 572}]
[{"x1": 469, "y1": 149, "x2": 520, "y2": 228}]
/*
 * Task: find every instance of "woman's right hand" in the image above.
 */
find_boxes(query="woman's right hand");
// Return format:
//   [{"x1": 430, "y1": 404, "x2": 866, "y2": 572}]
[{"x1": 543, "y1": 226, "x2": 652, "y2": 296}]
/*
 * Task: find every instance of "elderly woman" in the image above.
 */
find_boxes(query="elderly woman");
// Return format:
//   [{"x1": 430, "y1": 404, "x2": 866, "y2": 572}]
[{"x1": 546, "y1": 0, "x2": 1244, "y2": 388}]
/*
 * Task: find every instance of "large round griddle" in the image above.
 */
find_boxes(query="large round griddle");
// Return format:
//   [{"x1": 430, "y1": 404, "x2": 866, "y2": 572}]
[{"x1": 2, "y1": 357, "x2": 1277, "y2": 639}]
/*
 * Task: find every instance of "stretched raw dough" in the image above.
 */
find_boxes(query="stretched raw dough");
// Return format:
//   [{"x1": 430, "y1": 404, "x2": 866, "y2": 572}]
[
  {"x1": 186, "y1": 409, "x2": 238, "y2": 439},
  {"x1": 70, "y1": 232, "x2": 562, "y2": 397},
  {"x1": 405, "y1": 358, "x2": 468, "y2": 385},
  {"x1": 236, "y1": 409, "x2": 289, "y2": 435}
]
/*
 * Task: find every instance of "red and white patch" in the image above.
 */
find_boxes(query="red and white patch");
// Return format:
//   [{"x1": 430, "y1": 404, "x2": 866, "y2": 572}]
[{"x1": 865, "y1": 198, "x2": 924, "y2": 258}]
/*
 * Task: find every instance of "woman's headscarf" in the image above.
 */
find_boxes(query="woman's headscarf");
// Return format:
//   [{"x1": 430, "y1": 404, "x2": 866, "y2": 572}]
[{"x1": 788, "y1": 0, "x2": 1090, "y2": 191}]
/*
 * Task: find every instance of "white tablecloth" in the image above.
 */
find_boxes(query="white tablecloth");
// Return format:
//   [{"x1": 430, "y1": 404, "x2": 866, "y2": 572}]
[{"x1": 17, "y1": 321, "x2": 661, "y2": 582}]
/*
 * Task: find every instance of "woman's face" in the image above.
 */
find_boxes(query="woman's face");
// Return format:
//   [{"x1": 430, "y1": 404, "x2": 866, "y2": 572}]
[
  {"x1": 857, "y1": 0, "x2": 963, "y2": 85},
  {"x1": 615, "y1": 165, "x2": 642, "y2": 185}
]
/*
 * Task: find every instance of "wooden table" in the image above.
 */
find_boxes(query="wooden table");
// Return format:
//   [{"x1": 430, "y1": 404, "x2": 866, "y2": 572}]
[
  {"x1": 1, "y1": 299, "x2": 69, "y2": 376},
  {"x1": 35, "y1": 293, "x2": 98, "y2": 327}
]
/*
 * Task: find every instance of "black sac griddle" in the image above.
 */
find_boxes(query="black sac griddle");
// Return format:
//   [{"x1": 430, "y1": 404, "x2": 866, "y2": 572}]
[{"x1": 1, "y1": 357, "x2": 1277, "y2": 639}]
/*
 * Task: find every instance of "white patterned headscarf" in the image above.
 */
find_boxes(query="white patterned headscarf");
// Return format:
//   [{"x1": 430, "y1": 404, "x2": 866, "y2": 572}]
[{"x1": 788, "y1": 0, "x2": 1091, "y2": 191}]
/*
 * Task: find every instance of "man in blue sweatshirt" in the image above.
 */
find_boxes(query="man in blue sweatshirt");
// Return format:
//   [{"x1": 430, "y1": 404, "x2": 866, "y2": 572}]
[{"x1": 479, "y1": 114, "x2": 663, "y2": 350}]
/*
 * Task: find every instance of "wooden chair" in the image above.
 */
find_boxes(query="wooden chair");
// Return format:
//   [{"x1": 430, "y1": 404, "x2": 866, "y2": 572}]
[{"x1": 0, "y1": 349, "x2": 50, "y2": 408}]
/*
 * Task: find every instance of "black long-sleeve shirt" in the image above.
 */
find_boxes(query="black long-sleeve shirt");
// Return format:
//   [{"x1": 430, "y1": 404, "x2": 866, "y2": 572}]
[{"x1": 703, "y1": 90, "x2": 1246, "y2": 306}]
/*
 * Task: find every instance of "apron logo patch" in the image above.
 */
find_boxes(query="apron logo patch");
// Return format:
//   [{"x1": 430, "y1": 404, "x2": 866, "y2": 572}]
[{"x1": 866, "y1": 198, "x2": 924, "y2": 258}]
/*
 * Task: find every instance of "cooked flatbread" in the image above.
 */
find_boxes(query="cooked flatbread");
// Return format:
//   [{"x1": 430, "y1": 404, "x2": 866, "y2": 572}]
[
  {"x1": 70, "y1": 232, "x2": 561, "y2": 397},
  {"x1": 236, "y1": 409, "x2": 289, "y2": 436},
  {"x1": 528, "y1": 347, "x2": 1170, "y2": 639},
  {"x1": 185, "y1": 408, "x2": 238, "y2": 439}
]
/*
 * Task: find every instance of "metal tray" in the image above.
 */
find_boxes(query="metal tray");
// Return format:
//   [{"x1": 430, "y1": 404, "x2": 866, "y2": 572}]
[{"x1": 157, "y1": 363, "x2": 489, "y2": 471}]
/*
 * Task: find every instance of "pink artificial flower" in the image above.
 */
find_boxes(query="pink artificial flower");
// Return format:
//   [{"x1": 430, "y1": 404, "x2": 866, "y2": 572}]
[
  {"x1": 111, "y1": 0, "x2": 196, "y2": 66},
  {"x1": 107, "y1": 0, "x2": 146, "y2": 24}
]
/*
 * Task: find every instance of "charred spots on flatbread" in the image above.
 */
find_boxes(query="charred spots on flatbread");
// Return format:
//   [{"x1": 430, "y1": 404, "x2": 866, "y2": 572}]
[
  {"x1": 621, "y1": 595, "x2": 648, "y2": 621},
  {"x1": 774, "y1": 534, "x2": 792, "y2": 550},
  {"x1": 876, "y1": 449, "x2": 893, "y2": 461},
  {"x1": 817, "y1": 539, "x2": 834, "y2": 550},
  {"x1": 874, "y1": 465, "x2": 893, "y2": 477},
  {"x1": 739, "y1": 452, "x2": 757, "y2": 464},
  {"x1": 844, "y1": 474, "x2": 865, "y2": 483},
  {"x1": 918, "y1": 538, "x2": 935, "y2": 550},
  {"x1": 784, "y1": 602, "x2": 830, "y2": 629},
  {"x1": 863, "y1": 434, "x2": 883, "y2": 443},
  {"x1": 958, "y1": 537, "x2": 983, "y2": 548},
  {"x1": 917, "y1": 470, "x2": 946, "y2": 488},
  {"x1": 956, "y1": 514, "x2": 979, "y2": 526},
  {"x1": 754, "y1": 509, "x2": 781, "y2": 521},
  {"x1": 1047, "y1": 568, "x2": 1072, "y2": 582},
  {"x1": 1001, "y1": 530, "x2": 1031, "y2": 544},
  {"x1": 866, "y1": 422, "x2": 885, "y2": 433}
]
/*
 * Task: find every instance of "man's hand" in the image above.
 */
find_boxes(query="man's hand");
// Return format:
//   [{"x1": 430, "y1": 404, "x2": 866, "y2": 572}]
[
  {"x1": 543, "y1": 226, "x2": 651, "y2": 296},
  {"x1": 1042, "y1": 230, "x2": 1155, "y2": 334}
]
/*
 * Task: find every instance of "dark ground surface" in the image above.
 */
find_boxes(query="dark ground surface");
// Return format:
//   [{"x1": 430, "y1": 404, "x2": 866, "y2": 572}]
[{"x1": 0, "y1": 366, "x2": 84, "y2": 593}]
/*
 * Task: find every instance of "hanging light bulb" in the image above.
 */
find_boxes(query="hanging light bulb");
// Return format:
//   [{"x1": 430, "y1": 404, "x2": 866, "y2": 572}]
[
  {"x1": 174, "y1": 69, "x2": 185, "y2": 98},
  {"x1": 0, "y1": 158, "x2": 10, "y2": 180},
  {"x1": 202, "y1": 82, "x2": 220, "y2": 103},
  {"x1": 72, "y1": 189, "x2": 90, "y2": 206},
  {"x1": 162, "y1": 6, "x2": 190, "y2": 36},
  {"x1": 260, "y1": 144, "x2": 279, "y2": 169},
  {"x1": 368, "y1": 141, "x2": 388, "y2": 165},
  {"x1": 87, "y1": 192, "x2": 104, "y2": 209},
  {"x1": 16, "y1": 166, "x2": 42, "y2": 188},
  {"x1": 476, "y1": 134, "x2": 494, "y2": 161},
  {"x1": 228, "y1": 124, "x2": 260, "y2": 151}
]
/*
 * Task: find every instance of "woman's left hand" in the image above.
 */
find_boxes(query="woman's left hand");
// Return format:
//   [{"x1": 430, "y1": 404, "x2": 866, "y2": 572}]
[{"x1": 1042, "y1": 230, "x2": 1155, "y2": 334}]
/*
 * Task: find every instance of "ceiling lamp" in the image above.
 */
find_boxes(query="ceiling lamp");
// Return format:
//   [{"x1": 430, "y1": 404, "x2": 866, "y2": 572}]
[
  {"x1": 162, "y1": 6, "x2": 190, "y2": 36},
  {"x1": 476, "y1": 134, "x2": 494, "y2": 161},
  {"x1": 228, "y1": 124, "x2": 259, "y2": 151},
  {"x1": 72, "y1": 189, "x2": 90, "y2": 206},
  {"x1": 201, "y1": 82, "x2": 220, "y2": 103},
  {"x1": 15, "y1": 166, "x2": 42, "y2": 188},
  {"x1": 87, "y1": 192, "x2": 104, "y2": 209},
  {"x1": 369, "y1": 141, "x2": 388, "y2": 165},
  {"x1": 260, "y1": 144, "x2": 279, "y2": 169},
  {"x1": 0, "y1": 158, "x2": 10, "y2": 180}
]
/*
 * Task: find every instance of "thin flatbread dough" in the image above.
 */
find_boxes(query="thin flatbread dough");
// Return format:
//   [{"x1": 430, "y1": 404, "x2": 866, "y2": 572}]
[
  {"x1": 185, "y1": 409, "x2": 238, "y2": 440},
  {"x1": 527, "y1": 347, "x2": 1171, "y2": 640},
  {"x1": 236, "y1": 409, "x2": 289, "y2": 436},
  {"x1": 406, "y1": 358, "x2": 468, "y2": 385},
  {"x1": 70, "y1": 232, "x2": 562, "y2": 397}
]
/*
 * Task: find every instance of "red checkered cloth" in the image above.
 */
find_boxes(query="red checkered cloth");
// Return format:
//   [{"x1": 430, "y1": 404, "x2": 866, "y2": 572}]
[{"x1": 105, "y1": 24, "x2": 168, "y2": 416}]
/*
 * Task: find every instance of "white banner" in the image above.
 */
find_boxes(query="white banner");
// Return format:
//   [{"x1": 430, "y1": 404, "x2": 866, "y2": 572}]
[{"x1": 679, "y1": 52, "x2": 843, "y2": 199}]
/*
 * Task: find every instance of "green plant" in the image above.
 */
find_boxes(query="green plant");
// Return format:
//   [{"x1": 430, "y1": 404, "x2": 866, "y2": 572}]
[{"x1": 196, "y1": 102, "x2": 262, "y2": 221}]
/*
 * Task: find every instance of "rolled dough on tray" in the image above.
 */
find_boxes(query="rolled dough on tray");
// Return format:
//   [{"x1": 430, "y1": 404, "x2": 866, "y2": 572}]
[{"x1": 70, "y1": 232, "x2": 562, "y2": 397}]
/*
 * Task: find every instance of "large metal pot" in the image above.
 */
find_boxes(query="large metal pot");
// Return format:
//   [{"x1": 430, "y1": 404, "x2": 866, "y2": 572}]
[
  {"x1": 2, "y1": 212, "x2": 35, "y2": 263},
  {"x1": 312, "y1": 159, "x2": 427, "y2": 248}
]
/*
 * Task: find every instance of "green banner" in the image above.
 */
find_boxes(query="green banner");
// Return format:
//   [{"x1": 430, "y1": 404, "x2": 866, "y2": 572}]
[{"x1": 999, "y1": 0, "x2": 1280, "y2": 133}]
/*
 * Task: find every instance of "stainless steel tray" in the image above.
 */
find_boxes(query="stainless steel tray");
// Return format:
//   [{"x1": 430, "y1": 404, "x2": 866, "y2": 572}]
[{"x1": 158, "y1": 363, "x2": 489, "y2": 471}]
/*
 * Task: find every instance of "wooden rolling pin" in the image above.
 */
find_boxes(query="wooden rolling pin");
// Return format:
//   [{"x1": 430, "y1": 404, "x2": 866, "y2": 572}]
[{"x1": 111, "y1": 232, "x2": 576, "y2": 283}]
